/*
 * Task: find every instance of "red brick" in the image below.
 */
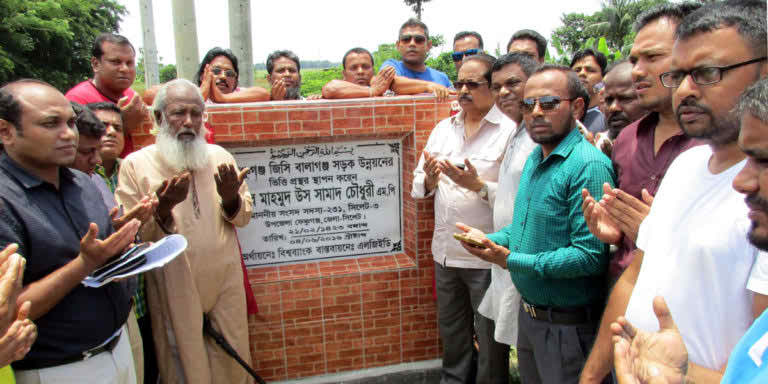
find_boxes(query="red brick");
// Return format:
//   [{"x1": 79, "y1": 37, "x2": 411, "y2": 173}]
[
  {"x1": 259, "y1": 111, "x2": 288, "y2": 122},
  {"x1": 244, "y1": 123, "x2": 275, "y2": 134},
  {"x1": 301, "y1": 121, "x2": 331, "y2": 131},
  {"x1": 288, "y1": 110, "x2": 318, "y2": 120},
  {"x1": 209, "y1": 112, "x2": 241, "y2": 124},
  {"x1": 333, "y1": 118, "x2": 361, "y2": 129}
]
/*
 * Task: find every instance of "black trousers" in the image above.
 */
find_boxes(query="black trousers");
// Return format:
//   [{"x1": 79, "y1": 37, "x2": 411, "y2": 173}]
[{"x1": 516, "y1": 304, "x2": 599, "y2": 384}]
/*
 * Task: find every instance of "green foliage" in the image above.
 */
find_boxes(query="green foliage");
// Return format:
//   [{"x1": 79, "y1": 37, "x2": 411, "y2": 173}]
[
  {"x1": 550, "y1": 0, "x2": 668, "y2": 65},
  {"x1": 159, "y1": 64, "x2": 177, "y2": 84},
  {"x1": 372, "y1": 44, "x2": 401, "y2": 71},
  {"x1": 300, "y1": 67, "x2": 343, "y2": 97},
  {"x1": 425, "y1": 52, "x2": 457, "y2": 82},
  {"x1": 0, "y1": 0, "x2": 126, "y2": 91}
]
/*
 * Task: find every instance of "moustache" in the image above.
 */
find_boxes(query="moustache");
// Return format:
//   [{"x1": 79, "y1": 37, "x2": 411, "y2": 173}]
[
  {"x1": 608, "y1": 111, "x2": 629, "y2": 123},
  {"x1": 747, "y1": 193, "x2": 768, "y2": 214},
  {"x1": 530, "y1": 118, "x2": 551, "y2": 128},
  {"x1": 676, "y1": 97, "x2": 710, "y2": 115},
  {"x1": 459, "y1": 94, "x2": 473, "y2": 102},
  {"x1": 216, "y1": 79, "x2": 228, "y2": 86}
]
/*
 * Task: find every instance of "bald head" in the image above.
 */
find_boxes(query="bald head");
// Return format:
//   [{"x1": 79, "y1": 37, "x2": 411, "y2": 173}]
[
  {"x1": 603, "y1": 61, "x2": 646, "y2": 137},
  {"x1": 0, "y1": 80, "x2": 78, "y2": 173}
]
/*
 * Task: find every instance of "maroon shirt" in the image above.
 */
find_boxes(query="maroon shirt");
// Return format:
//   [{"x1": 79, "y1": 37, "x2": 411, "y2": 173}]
[{"x1": 609, "y1": 113, "x2": 702, "y2": 278}]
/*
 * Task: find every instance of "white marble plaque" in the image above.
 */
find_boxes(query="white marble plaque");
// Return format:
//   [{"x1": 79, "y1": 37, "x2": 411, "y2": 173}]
[{"x1": 231, "y1": 140, "x2": 403, "y2": 266}]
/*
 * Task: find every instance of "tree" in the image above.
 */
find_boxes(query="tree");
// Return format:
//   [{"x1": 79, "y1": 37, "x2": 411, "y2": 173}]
[
  {"x1": 550, "y1": 0, "x2": 669, "y2": 65},
  {"x1": 0, "y1": 0, "x2": 126, "y2": 91},
  {"x1": 159, "y1": 64, "x2": 177, "y2": 84},
  {"x1": 403, "y1": 0, "x2": 433, "y2": 20}
]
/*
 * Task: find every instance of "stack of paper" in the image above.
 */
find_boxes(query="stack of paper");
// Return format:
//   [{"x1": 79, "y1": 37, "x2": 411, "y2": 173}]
[{"x1": 83, "y1": 234, "x2": 188, "y2": 288}]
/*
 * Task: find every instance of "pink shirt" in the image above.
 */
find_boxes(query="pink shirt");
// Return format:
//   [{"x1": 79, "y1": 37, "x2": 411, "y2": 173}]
[{"x1": 65, "y1": 80, "x2": 137, "y2": 157}]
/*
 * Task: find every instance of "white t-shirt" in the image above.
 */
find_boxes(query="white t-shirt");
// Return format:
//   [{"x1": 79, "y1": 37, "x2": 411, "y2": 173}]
[{"x1": 627, "y1": 145, "x2": 768, "y2": 370}]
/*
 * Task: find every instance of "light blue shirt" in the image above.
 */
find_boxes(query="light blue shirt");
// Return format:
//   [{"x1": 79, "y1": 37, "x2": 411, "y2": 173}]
[
  {"x1": 381, "y1": 59, "x2": 452, "y2": 88},
  {"x1": 722, "y1": 309, "x2": 768, "y2": 383}
]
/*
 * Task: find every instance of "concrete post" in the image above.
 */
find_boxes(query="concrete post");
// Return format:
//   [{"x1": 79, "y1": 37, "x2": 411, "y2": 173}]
[
  {"x1": 138, "y1": 0, "x2": 160, "y2": 87},
  {"x1": 228, "y1": 0, "x2": 254, "y2": 87},
  {"x1": 171, "y1": 0, "x2": 200, "y2": 81}
]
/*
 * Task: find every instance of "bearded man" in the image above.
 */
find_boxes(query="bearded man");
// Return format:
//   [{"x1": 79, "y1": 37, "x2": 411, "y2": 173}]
[{"x1": 115, "y1": 79, "x2": 253, "y2": 384}]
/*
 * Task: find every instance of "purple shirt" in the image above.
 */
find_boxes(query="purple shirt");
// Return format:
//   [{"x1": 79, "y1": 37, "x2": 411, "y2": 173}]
[{"x1": 609, "y1": 113, "x2": 702, "y2": 278}]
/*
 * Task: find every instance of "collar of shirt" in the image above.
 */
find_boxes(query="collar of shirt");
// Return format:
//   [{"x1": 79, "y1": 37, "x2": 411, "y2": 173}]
[
  {"x1": 451, "y1": 104, "x2": 506, "y2": 138},
  {"x1": 0, "y1": 152, "x2": 75, "y2": 190},
  {"x1": 530, "y1": 124, "x2": 583, "y2": 166}
]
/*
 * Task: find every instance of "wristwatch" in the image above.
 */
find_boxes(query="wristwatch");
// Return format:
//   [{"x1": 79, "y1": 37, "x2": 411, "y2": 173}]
[{"x1": 477, "y1": 183, "x2": 488, "y2": 199}]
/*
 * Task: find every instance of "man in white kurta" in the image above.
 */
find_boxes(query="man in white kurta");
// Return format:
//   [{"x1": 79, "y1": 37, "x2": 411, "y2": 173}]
[{"x1": 116, "y1": 79, "x2": 253, "y2": 384}]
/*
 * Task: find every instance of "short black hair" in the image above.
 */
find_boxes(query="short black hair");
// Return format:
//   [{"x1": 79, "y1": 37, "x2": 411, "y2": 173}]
[
  {"x1": 71, "y1": 102, "x2": 105, "y2": 139},
  {"x1": 86, "y1": 101, "x2": 122, "y2": 116},
  {"x1": 462, "y1": 53, "x2": 497, "y2": 83},
  {"x1": 399, "y1": 18, "x2": 429, "y2": 38},
  {"x1": 634, "y1": 2, "x2": 702, "y2": 33},
  {"x1": 531, "y1": 65, "x2": 590, "y2": 118},
  {"x1": 735, "y1": 77, "x2": 768, "y2": 122},
  {"x1": 491, "y1": 53, "x2": 539, "y2": 78},
  {"x1": 676, "y1": 2, "x2": 766, "y2": 57},
  {"x1": 195, "y1": 47, "x2": 240, "y2": 87},
  {"x1": 92, "y1": 33, "x2": 135, "y2": 60},
  {"x1": 342, "y1": 47, "x2": 374, "y2": 70},
  {"x1": 507, "y1": 29, "x2": 547, "y2": 59},
  {"x1": 0, "y1": 79, "x2": 56, "y2": 130},
  {"x1": 266, "y1": 50, "x2": 301, "y2": 75},
  {"x1": 453, "y1": 31, "x2": 484, "y2": 50},
  {"x1": 570, "y1": 49, "x2": 608, "y2": 76}
]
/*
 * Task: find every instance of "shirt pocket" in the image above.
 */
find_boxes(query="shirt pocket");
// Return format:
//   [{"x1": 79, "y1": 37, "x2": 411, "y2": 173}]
[{"x1": 467, "y1": 153, "x2": 503, "y2": 182}]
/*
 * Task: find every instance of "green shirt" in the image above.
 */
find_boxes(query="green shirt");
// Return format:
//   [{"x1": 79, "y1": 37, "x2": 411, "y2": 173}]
[{"x1": 486, "y1": 127, "x2": 615, "y2": 307}]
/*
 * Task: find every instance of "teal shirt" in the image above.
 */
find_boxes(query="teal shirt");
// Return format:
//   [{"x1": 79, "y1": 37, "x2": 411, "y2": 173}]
[{"x1": 487, "y1": 127, "x2": 615, "y2": 307}]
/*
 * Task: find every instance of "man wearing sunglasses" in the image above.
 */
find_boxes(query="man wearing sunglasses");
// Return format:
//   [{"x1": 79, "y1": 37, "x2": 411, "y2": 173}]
[
  {"x1": 413, "y1": 53, "x2": 514, "y2": 384},
  {"x1": 381, "y1": 18, "x2": 452, "y2": 89},
  {"x1": 452, "y1": 31, "x2": 483, "y2": 72},
  {"x1": 582, "y1": 2, "x2": 768, "y2": 383},
  {"x1": 321, "y1": 47, "x2": 453, "y2": 100},
  {"x1": 456, "y1": 64, "x2": 615, "y2": 383}
]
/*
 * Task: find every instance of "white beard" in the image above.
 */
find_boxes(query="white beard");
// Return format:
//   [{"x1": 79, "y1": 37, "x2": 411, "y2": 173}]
[{"x1": 155, "y1": 120, "x2": 210, "y2": 171}]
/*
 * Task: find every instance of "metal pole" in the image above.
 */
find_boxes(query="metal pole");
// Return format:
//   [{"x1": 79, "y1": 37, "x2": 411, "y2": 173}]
[
  {"x1": 138, "y1": 0, "x2": 160, "y2": 87},
  {"x1": 171, "y1": 0, "x2": 200, "y2": 81},
  {"x1": 228, "y1": 0, "x2": 254, "y2": 87}
]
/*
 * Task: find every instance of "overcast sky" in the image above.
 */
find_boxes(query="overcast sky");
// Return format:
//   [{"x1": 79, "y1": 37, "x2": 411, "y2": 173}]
[{"x1": 117, "y1": 0, "x2": 604, "y2": 66}]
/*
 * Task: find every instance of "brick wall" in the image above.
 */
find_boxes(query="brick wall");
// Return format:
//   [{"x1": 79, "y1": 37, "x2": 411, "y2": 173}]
[{"x1": 134, "y1": 95, "x2": 451, "y2": 381}]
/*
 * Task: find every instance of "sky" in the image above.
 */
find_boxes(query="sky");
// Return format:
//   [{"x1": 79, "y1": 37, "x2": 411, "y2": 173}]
[{"x1": 117, "y1": 0, "x2": 604, "y2": 66}]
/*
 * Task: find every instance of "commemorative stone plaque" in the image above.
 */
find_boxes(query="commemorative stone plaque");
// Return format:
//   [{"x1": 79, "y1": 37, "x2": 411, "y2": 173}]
[{"x1": 232, "y1": 139, "x2": 404, "y2": 267}]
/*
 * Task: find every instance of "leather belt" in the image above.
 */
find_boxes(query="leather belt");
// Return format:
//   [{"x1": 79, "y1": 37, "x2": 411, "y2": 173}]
[
  {"x1": 522, "y1": 300, "x2": 597, "y2": 325},
  {"x1": 14, "y1": 331, "x2": 122, "y2": 370}
]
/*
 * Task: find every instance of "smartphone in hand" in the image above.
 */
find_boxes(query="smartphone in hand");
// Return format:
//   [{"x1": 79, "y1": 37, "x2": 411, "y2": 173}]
[{"x1": 453, "y1": 233, "x2": 486, "y2": 248}]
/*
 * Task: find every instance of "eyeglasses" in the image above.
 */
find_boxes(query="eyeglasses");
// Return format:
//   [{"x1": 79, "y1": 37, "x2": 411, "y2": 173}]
[
  {"x1": 520, "y1": 96, "x2": 574, "y2": 114},
  {"x1": 399, "y1": 34, "x2": 427, "y2": 44},
  {"x1": 212, "y1": 67, "x2": 237, "y2": 78},
  {"x1": 454, "y1": 80, "x2": 488, "y2": 90},
  {"x1": 660, "y1": 57, "x2": 767, "y2": 88},
  {"x1": 451, "y1": 48, "x2": 480, "y2": 62}
]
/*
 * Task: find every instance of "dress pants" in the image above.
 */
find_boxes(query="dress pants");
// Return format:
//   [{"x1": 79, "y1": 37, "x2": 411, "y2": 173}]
[
  {"x1": 15, "y1": 325, "x2": 136, "y2": 384},
  {"x1": 435, "y1": 263, "x2": 509, "y2": 384},
  {"x1": 516, "y1": 304, "x2": 599, "y2": 384}
]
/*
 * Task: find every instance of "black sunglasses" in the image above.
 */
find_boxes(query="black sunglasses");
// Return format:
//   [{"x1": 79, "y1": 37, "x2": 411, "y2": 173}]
[
  {"x1": 452, "y1": 48, "x2": 480, "y2": 62},
  {"x1": 660, "y1": 57, "x2": 767, "y2": 88},
  {"x1": 454, "y1": 80, "x2": 488, "y2": 90},
  {"x1": 212, "y1": 67, "x2": 237, "y2": 78},
  {"x1": 399, "y1": 34, "x2": 427, "y2": 44},
  {"x1": 520, "y1": 96, "x2": 575, "y2": 113}
]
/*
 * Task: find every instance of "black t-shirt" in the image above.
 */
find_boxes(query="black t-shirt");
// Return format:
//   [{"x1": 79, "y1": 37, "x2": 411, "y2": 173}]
[{"x1": 0, "y1": 153, "x2": 130, "y2": 368}]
